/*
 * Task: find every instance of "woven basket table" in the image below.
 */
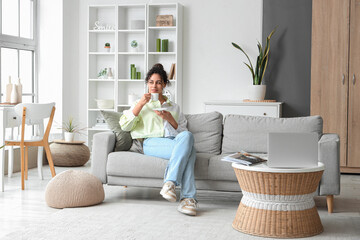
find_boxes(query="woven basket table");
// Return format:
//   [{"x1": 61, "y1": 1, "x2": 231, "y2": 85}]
[
  {"x1": 232, "y1": 162, "x2": 324, "y2": 238},
  {"x1": 50, "y1": 140, "x2": 90, "y2": 167}
]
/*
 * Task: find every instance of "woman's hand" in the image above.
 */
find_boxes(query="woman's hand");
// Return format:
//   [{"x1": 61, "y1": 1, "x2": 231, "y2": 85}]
[
  {"x1": 154, "y1": 110, "x2": 178, "y2": 129},
  {"x1": 132, "y1": 93, "x2": 151, "y2": 116},
  {"x1": 138, "y1": 93, "x2": 151, "y2": 106}
]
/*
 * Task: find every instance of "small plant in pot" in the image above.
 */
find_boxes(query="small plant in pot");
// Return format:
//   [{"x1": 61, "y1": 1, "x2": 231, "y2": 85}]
[
  {"x1": 61, "y1": 117, "x2": 86, "y2": 142},
  {"x1": 104, "y1": 42, "x2": 111, "y2": 52},
  {"x1": 232, "y1": 28, "x2": 276, "y2": 100}
]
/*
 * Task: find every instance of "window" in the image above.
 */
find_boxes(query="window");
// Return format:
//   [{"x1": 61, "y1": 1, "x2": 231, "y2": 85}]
[{"x1": 0, "y1": 0, "x2": 37, "y2": 103}]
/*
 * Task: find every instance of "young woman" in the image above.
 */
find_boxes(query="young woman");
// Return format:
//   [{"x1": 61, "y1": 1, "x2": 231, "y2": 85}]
[{"x1": 120, "y1": 64, "x2": 197, "y2": 216}]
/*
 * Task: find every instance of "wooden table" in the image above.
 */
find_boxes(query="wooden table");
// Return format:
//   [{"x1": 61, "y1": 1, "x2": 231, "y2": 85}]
[{"x1": 232, "y1": 162, "x2": 324, "y2": 238}]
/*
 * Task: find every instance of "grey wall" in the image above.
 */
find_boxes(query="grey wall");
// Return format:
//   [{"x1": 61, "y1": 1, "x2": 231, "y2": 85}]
[{"x1": 262, "y1": 0, "x2": 312, "y2": 117}]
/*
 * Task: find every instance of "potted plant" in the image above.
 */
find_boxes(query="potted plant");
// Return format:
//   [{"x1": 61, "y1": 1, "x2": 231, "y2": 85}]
[
  {"x1": 61, "y1": 117, "x2": 86, "y2": 142},
  {"x1": 97, "y1": 68, "x2": 107, "y2": 79},
  {"x1": 130, "y1": 40, "x2": 138, "y2": 52},
  {"x1": 104, "y1": 42, "x2": 111, "y2": 52},
  {"x1": 232, "y1": 28, "x2": 276, "y2": 100}
]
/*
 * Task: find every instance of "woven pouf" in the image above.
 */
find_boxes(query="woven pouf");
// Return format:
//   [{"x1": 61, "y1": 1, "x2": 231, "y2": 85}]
[
  {"x1": 50, "y1": 141, "x2": 90, "y2": 166},
  {"x1": 45, "y1": 170, "x2": 104, "y2": 209},
  {"x1": 232, "y1": 163, "x2": 324, "y2": 238}
]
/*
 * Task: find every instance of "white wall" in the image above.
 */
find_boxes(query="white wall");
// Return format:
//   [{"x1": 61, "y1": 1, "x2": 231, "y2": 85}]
[
  {"x1": 63, "y1": 0, "x2": 81, "y2": 123},
  {"x1": 37, "y1": 0, "x2": 63, "y2": 132},
  {"x1": 39, "y1": 0, "x2": 262, "y2": 140}
]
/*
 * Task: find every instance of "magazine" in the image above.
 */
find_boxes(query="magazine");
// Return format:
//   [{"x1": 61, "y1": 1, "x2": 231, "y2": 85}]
[{"x1": 221, "y1": 151, "x2": 267, "y2": 166}]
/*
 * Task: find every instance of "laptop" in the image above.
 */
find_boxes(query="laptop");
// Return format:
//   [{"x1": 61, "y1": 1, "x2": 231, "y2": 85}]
[{"x1": 267, "y1": 132, "x2": 318, "y2": 168}]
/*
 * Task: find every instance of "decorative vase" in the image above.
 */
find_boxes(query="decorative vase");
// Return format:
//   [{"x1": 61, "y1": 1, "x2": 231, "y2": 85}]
[
  {"x1": 247, "y1": 85, "x2": 266, "y2": 100},
  {"x1": 107, "y1": 67, "x2": 113, "y2": 79},
  {"x1": 10, "y1": 84, "x2": 18, "y2": 104},
  {"x1": 64, "y1": 132, "x2": 75, "y2": 142}
]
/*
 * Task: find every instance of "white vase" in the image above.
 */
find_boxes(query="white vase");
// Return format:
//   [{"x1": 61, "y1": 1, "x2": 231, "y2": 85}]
[
  {"x1": 10, "y1": 84, "x2": 18, "y2": 104},
  {"x1": 64, "y1": 132, "x2": 75, "y2": 142},
  {"x1": 247, "y1": 85, "x2": 266, "y2": 100}
]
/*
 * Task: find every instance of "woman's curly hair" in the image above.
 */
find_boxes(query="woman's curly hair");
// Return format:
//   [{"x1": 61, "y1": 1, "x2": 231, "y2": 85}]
[{"x1": 145, "y1": 63, "x2": 170, "y2": 86}]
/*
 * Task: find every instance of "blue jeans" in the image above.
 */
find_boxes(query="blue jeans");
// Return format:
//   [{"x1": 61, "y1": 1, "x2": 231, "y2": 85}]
[{"x1": 143, "y1": 131, "x2": 197, "y2": 200}]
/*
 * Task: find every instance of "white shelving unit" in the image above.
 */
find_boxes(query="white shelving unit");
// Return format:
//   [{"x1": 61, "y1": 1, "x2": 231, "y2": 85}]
[{"x1": 87, "y1": 3, "x2": 182, "y2": 148}]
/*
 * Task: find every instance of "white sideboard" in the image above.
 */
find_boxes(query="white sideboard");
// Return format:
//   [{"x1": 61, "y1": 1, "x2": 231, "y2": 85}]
[{"x1": 204, "y1": 101, "x2": 283, "y2": 118}]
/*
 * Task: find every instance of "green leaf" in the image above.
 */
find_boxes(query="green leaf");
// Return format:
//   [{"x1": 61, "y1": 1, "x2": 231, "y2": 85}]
[
  {"x1": 257, "y1": 41, "x2": 263, "y2": 60},
  {"x1": 258, "y1": 27, "x2": 276, "y2": 84},
  {"x1": 255, "y1": 55, "x2": 260, "y2": 80},
  {"x1": 259, "y1": 56, "x2": 269, "y2": 85},
  {"x1": 244, "y1": 62, "x2": 255, "y2": 80},
  {"x1": 232, "y1": 42, "x2": 254, "y2": 73}
]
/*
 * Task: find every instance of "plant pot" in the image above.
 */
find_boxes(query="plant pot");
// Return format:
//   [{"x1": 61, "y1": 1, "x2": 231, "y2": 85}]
[
  {"x1": 64, "y1": 132, "x2": 75, "y2": 142},
  {"x1": 247, "y1": 85, "x2": 266, "y2": 100}
]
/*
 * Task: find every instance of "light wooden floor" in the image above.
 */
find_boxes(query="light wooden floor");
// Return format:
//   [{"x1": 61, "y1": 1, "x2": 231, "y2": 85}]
[{"x1": 0, "y1": 163, "x2": 359, "y2": 239}]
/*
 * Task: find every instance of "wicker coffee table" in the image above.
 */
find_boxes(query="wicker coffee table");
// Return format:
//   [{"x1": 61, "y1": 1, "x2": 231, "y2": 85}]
[
  {"x1": 232, "y1": 162, "x2": 324, "y2": 238},
  {"x1": 50, "y1": 140, "x2": 90, "y2": 167}
]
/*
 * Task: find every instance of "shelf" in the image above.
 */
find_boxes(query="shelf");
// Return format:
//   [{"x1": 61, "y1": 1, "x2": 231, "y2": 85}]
[
  {"x1": 88, "y1": 109, "x2": 115, "y2": 111},
  {"x1": 118, "y1": 52, "x2": 145, "y2": 55},
  {"x1": 118, "y1": 29, "x2": 145, "y2": 32},
  {"x1": 89, "y1": 30, "x2": 116, "y2": 33},
  {"x1": 148, "y1": 3, "x2": 177, "y2": 7},
  {"x1": 88, "y1": 128, "x2": 112, "y2": 131},
  {"x1": 117, "y1": 104, "x2": 131, "y2": 107},
  {"x1": 118, "y1": 79, "x2": 144, "y2": 82},
  {"x1": 148, "y1": 52, "x2": 176, "y2": 55},
  {"x1": 89, "y1": 79, "x2": 115, "y2": 82},
  {"x1": 148, "y1": 26, "x2": 176, "y2": 30},
  {"x1": 89, "y1": 52, "x2": 116, "y2": 55}
]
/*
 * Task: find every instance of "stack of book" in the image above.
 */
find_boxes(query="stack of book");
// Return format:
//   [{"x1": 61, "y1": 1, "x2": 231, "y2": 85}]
[
  {"x1": 169, "y1": 63, "x2": 176, "y2": 79},
  {"x1": 221, "y1": 151, "x2": 267, "y2": 166}
]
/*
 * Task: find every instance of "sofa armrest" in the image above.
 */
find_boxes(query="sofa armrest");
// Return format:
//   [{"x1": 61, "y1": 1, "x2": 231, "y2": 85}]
[
  {"x1": 91, "y1": 131, "x2": 116, "y2": 184},
  {"x1": 318, "y1": 133, "x2": 340, "y2": 196}
]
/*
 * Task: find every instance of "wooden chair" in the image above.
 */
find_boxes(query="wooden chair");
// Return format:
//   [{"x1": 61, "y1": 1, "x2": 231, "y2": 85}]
[{"x1": 5, "y1": 103, "x2": 56, "y2": 190}]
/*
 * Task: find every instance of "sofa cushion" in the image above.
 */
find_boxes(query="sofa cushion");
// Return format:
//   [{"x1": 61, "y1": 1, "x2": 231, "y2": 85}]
[
  {"x1": 208, "y1": 154, "x2": 237, "y2": 181},
  {"x1": 107, "y1": 152, "x2": 214, "y2": 180},
  {"x1": 101, "y1": 110, "x2": 133, "y2": 151},
  {"x1": 222, "y1": 115, "x2": 323, "y2": 154},
  {"x1": 185, "y1": 112, "x2": 223, "y2": 155}
]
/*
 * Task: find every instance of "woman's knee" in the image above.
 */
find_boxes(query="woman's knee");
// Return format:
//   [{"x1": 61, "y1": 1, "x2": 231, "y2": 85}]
[{"x1": 178, "y1": 131, "x2": 194, "y2": 143}]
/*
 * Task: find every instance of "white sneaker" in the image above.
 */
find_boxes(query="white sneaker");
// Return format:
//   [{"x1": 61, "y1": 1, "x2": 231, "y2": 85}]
[
  {"x1": 177, "y1": 198, "x2": 198, "y2": 216},
  {"x1": 160, "y1": 181, "x2": 177, "y2": 202}
]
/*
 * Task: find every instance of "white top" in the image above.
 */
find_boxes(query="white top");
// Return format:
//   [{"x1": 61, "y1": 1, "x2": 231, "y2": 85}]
[
  {"x1": 232, "y1": 162, "x2": 325, "y2": 173},
  {"x1": 204, "y1": 101, "x2": 283, "y2": 106}
]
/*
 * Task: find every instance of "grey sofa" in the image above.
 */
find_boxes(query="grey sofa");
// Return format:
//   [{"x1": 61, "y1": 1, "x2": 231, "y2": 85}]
[{"x1": 91, "y1": 112, "x2": 340, "y2": 213}]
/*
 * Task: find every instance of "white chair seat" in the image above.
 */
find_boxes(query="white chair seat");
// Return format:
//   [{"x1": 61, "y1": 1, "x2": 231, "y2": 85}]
[{"x1": 6, "y1": 138, "x2": 43, "y2": 143}]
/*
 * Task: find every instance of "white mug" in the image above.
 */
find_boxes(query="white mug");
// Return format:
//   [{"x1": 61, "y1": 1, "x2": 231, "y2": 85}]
[{"x1": 151, "y1": 93, "x2": 159, "y2": 101}]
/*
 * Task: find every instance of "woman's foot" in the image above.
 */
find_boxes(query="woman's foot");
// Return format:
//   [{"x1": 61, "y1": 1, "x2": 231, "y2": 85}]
[
  {"x1": 160, "y1": 181, "x2": 176, "y2": 202},
  {"x1": 177, "y1": 198, "x2": 197, "y2": 216}
]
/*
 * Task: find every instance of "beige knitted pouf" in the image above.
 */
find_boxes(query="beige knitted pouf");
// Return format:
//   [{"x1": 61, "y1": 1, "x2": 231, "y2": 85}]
[
  {"x1": 45, "y1": 170, "x2": 105, "y2": 209},
  {"x1": 50, "y1": 140, "x2": 90, "y2": 166}
]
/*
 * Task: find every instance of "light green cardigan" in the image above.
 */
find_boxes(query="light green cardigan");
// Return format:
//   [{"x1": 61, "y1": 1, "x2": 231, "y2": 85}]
[{"x1": 120, "y1": 98, "x2": 182, "y2": 139}]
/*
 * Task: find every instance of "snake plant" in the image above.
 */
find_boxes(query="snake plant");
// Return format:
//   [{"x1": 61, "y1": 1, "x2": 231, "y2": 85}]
[{"x1": 232, "y1": 28, "x2": 276, "y2": 85}]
